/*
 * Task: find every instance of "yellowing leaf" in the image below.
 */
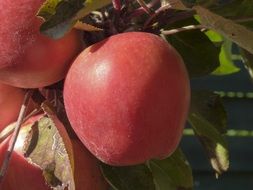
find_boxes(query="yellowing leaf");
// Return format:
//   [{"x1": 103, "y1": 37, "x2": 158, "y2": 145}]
[
  {"x1": 74, "y1": 21, "x2": 103, "y2": 31},
  {"x1": 23, "y1": 114, "x2": 75, "y2": 190}
]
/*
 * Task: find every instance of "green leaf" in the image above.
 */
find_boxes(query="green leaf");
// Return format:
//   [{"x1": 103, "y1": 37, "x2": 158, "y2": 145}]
[
  {"x1": 188, "y1": 90, "x2": 229, "y2": 175},
  {"x1": 37, "y1": 0, "x2": 62, "y2": 20},
  {"x1": 210, "y1": 0, "x2": 253, "y2": 21},
  {"x1": 202, "y1": 28, "x2": 240, "y2": 75},
  {"x1": 38, "y1": 0, "x2": 111, "y2": 39},
  {"x1": 101, "y1": 164, "x2": 156, "y2": 190},
  {"x1": 203, "y1": 0, "x2": 253, "y2": 29},
  {"x1": 188, "y1": 114, "x2": 229, "y2": 175},
  {"x1": 184, "y1": 0, "x2": 253, "y2": 23},
  {"x1": 195, "y1": 5, "x2": 253, "y2": 54},
  {"x1": 38, "y1": 0, "x2": 85, "y2": 39},
  {"x1": 196, "y1": 17, "x2": 223, "y2": 43},
  {"x1": 165, "y1": 18, "x2": 220, "y2": 77},
  {"x1": 148, "y1": 149, "x2": 193, "y2": 190},
  {"x1": 212, "y1": 39, "x2": 240, "y2": 75},
  {"x1": 191, "y1": 90, "x2": 227, "y2": 134},
  {"x1": 204, "y1": 29, "x2": 223, "y2": 43}
]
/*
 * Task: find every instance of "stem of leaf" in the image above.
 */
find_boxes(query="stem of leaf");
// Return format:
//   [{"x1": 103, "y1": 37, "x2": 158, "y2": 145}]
[
  {"x1": 127, "y1": 0, "x2": 159, "y2": 20},
  {"x1": 136, "y1": 0, "x2": 154, "y2": 15},
  {"x1": 0, "y1": 90, "x2": 34, "y2": 185},
  {"x1": 161, "y1": 24, "x2": 206, "y2": 35}
]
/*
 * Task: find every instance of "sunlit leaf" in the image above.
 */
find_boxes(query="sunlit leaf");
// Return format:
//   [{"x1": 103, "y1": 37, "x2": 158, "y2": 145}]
[
  {"x1": 195, "y1": 5, "x2": 253, "y2": 54},
  {"x1": 212, "y1": 39, "x2": 240, "y2": 75}
]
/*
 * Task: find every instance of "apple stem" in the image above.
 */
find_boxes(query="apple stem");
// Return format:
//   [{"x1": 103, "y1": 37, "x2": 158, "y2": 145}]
[
  {"x1": 0, "y1": 89, "x2": 34, "y2": 184},
  {"x1": 161, "y1": 24, "x2": 206, "y2": 35},
  {"x1": 23, "y1": 108, "x2": 41, "y2": 123}
]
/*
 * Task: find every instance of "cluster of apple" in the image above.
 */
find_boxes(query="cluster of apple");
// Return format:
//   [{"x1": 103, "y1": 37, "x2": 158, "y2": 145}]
[{"x1": 0, "y1": 0, "x2": 190, "y2": 189}]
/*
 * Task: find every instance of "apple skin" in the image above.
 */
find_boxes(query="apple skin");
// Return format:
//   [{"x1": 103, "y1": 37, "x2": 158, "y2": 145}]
[
  {"x1": 0, "y1": 0, "x2": 83, "y2": 88},
  {"x1": 73, "y1": 140, "x2": 109, "y2": 190},
  {"x1": 0, "y1": 83, "x2": 26, "y2": 132},
  {"x1": 0, "y1": 115, "x2": 108, "y2": 190},
  {"x1": 63, "y1": 32, "x2": 190, "y2": 166}
]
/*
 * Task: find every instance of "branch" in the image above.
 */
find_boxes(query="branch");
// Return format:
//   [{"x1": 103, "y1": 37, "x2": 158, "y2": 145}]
[
  {"x1": 0, "y1": 90, "x2": 34, "y2": 184},
  {"x1": 161, "y1": 24, "x2": 206, "y2": 35}
]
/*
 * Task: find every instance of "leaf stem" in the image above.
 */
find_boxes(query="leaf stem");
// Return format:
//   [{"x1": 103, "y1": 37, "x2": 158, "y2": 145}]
[
  {"x1": 0, "y1": 89, "x2": 34, "y2": 185},
  {"x1": 127, "y1": 0, "x2": 159, "y2": 20},
  {"x1": 136, "y1": 0, "x2": 154, "y2": 15},
  {"x1": 161, "y1": 24, "x2": 206, "y2": 35}
]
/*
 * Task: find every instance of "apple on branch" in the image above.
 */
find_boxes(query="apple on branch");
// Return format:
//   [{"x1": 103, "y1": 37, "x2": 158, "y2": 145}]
[{"x1": 64, "y1": 32, "x2": 190, "y2": 166}]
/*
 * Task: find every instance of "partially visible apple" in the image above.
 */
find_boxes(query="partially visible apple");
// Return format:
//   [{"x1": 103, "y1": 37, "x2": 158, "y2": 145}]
[
  {"x1": 0, "y1": 118, "x2": 51, "y2": 190},
  {"x1": 0, "y1": 0, "x2": 83, "y2": 88},
  {"x1": 64, "y1": 32, "x2": 190, "y2": 166},
  {"x1": 0, "y1": 83, "x2": 26, "y2": 132},
  {"x1": 0, "y1": 114, "x2": 108, "y2": 190}
]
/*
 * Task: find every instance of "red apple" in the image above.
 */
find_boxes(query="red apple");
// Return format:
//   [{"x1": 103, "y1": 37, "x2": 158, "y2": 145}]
[
  {"x1": 0, "y1": 119, "x2": 52, "y2": 190},
  {"x1": 63, "y1": 32, "x2": 190, "y2": 166},
  {"x1": 0, "y1": 114, "x2": 108, "y2": 190},
  {"x1": 0, "y1": 0, "x2": 83, "y2": 88},
  {"x1": 0, "y1": 83, "x2": 26, "y2": 132}
]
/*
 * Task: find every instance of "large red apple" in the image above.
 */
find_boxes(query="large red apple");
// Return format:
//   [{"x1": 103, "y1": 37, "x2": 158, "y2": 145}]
[
  {"x1": 0, "y1": 114, "x2": 108, "y2": 190},
  {"x1": 63, "y1": 32, "x2": 190, "y2": 166},
  {"x1": 0, "y1": 83, "x2": 27, "y2": 132},
  {"x1": 0, "y1": 0, "x2": 83, "y2": 88}
]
